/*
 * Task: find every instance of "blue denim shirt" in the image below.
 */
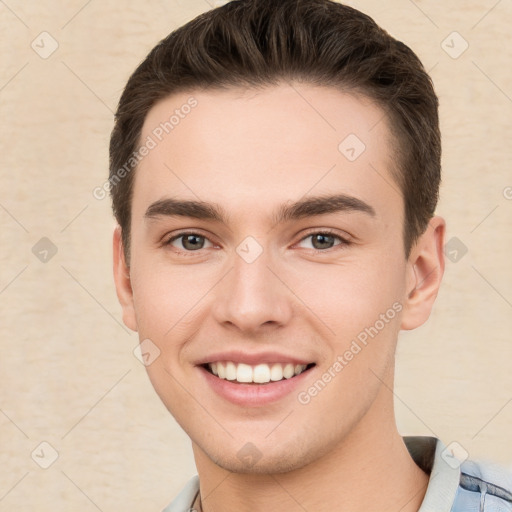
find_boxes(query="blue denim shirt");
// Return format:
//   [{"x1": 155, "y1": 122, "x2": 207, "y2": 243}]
[
  {"x1": 405, "y1": 437, "x2": 512, "y2": 511},
  {"x1": 162, "y1": 437, "x2": 512, "y2": 511}
]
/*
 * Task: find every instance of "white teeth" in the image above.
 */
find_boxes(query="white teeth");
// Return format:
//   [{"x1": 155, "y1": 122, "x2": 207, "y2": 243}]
[
  {"x1": 283, "y1": 363, "x2": 295, "y2": 379},
  {"x1": 253, "y1": 364, "x2": 271, "y2": 383},
  {"x1": 236, "y1": 363, "x2": 253, "y2": 383},
  {"x1": 270, "y1": 363, "x2": 283, "y2": 381},
  {"x1": 207, "y1": 361, "x2": 309, "y2": 384},
  {"x1": 217, "y1": 362, "x2": 226, "y2": 379},
  {"x1": 225, "y1": 361, "x2": 237, "y2": 381}
]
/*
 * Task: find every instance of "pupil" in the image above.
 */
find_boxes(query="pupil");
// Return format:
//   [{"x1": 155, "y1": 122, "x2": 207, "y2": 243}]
[
  {"x1": 313, "y1": 234, "x2": 334, "y2": 249},
  {"x1": 183, "y1": 235, "x2": 203, "y2": 250}
]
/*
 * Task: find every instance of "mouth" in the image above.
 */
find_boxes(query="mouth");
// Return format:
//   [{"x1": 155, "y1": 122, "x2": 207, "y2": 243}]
[{"x1": 201, "y1": 361, "x2": 316, "y2": 385}]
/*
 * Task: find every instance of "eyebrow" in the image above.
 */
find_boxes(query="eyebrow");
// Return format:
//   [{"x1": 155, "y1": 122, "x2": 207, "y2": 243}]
[{"x1": 144, "y1": 194, "x2": 376, "y2": 226}]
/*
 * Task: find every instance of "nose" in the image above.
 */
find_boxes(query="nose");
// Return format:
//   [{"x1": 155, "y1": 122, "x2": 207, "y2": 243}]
[{"x1": 211, "y1": 245, "x2": 293, "y2": 334}]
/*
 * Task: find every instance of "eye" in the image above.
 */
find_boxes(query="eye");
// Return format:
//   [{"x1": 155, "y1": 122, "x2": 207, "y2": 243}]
[
  {"x1": 296, "y1": 231, "x2": 348, "y2": 251},
  {"x1": 166, "y1": 232, "x2": 214, "y2": 251}
]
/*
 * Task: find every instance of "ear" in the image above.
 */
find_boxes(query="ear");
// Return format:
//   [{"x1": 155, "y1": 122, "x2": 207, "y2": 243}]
[
  {"x1": 113, "y1": 225, "x2": 138, "y2": 332},
  {"x1": 400, "y1": 216, "x2": 446, "y2": 330}
]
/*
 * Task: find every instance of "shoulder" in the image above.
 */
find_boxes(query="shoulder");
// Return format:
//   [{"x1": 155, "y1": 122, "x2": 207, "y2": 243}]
[{"x1": 404, "y1": 436, "x2": 512, "y2": 512}]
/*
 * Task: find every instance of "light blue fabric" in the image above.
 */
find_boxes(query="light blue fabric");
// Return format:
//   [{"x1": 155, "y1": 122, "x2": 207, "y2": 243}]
[
  {"x1": 162, "y1": 474, "x2": 199, "y2": 512},
  {"x1": 162, "y1": 437, "x2": 512, "y2": 512},
  {"x1": 454, "y1": 459, "x2": 512, "y2": 511},
  {"x1": 410, "y1": 437, "x2": 512, "y2": 512}
]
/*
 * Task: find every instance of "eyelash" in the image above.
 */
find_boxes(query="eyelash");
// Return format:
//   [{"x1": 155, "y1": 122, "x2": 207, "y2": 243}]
[{"x1": 163, "y1": 229, "x2": 351, "y2": 255}]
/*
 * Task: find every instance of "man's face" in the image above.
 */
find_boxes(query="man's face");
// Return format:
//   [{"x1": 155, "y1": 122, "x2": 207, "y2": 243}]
[{"x1": 117, "y1": 84, "x2": 419, "y2": 473}]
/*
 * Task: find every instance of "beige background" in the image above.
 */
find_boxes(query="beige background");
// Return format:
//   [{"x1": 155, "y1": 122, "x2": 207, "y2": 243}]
[{"x1": 1, "y1": 0, "x2": 511, "y2": 510}]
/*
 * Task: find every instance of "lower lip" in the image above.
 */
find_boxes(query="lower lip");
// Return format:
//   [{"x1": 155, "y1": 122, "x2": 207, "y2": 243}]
[{"x1": 198, "y1": 365, "x2": 314, "y2": 407}]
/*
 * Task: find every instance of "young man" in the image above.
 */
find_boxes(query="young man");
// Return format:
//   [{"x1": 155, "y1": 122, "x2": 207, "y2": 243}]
[{"x1": 110, "y1": 1, "x2": 512, "y2": 510}]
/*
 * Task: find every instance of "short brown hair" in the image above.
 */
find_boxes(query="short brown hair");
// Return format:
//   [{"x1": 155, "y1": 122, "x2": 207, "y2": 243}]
[{"x1": 109, "y1": 0, "x2": 440, "y2": 260}]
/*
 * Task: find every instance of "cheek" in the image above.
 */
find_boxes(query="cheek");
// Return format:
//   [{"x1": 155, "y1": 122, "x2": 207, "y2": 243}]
[
  {"x1": 286, "y1": 253, "x2": 406, "y2": 336},
  {"x1": 129, "y1": 256, "x2": 217, "y2": 343}
]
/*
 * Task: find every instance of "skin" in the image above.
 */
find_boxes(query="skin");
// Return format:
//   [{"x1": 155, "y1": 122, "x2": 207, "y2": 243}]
[{"x1": 113, "y1": 83, "x2": 445, "y2": 512}]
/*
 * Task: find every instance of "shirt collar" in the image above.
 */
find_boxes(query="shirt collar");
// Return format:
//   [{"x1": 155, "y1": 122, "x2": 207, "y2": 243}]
[{"x1": 404, "y1": 436, "x2": 461, "y2": 512}]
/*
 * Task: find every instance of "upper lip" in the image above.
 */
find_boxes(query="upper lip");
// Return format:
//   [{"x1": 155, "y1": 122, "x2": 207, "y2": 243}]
[{"x1": 195, "y1": 350, "x2": 315, "y2": 366}]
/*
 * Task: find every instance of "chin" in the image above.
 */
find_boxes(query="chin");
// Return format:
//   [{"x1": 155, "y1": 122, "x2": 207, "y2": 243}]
[
  {"x1": 202, "y1": 438, "x2": 328, "y2": 475},
  {"x1": 215, "y1": 453, "x2": 310, "y2": 474}
]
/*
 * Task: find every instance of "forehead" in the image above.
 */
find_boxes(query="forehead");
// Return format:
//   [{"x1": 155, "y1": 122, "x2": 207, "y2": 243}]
[{"x1": 134, "y1": 84, "x2": 402, "y2": 225}]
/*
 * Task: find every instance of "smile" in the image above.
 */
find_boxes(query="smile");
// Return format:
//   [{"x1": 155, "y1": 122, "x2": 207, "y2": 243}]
[{"x1": 203, "y1": 361, "x2": 315, "y2": 384}]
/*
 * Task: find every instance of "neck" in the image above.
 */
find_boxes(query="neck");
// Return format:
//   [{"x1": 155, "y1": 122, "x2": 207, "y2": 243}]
[{"x1": 191, "y1": 375, "x2": 429, "y2": 512}]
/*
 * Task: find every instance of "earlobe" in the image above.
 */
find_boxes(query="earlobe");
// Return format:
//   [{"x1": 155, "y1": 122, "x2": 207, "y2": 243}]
[
  {"x1": 112, "y1": 225, "x2": 138, "y2": 332},
  {"x1": 400, "y1": 216, "x2": 446, "y2": 331}
]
